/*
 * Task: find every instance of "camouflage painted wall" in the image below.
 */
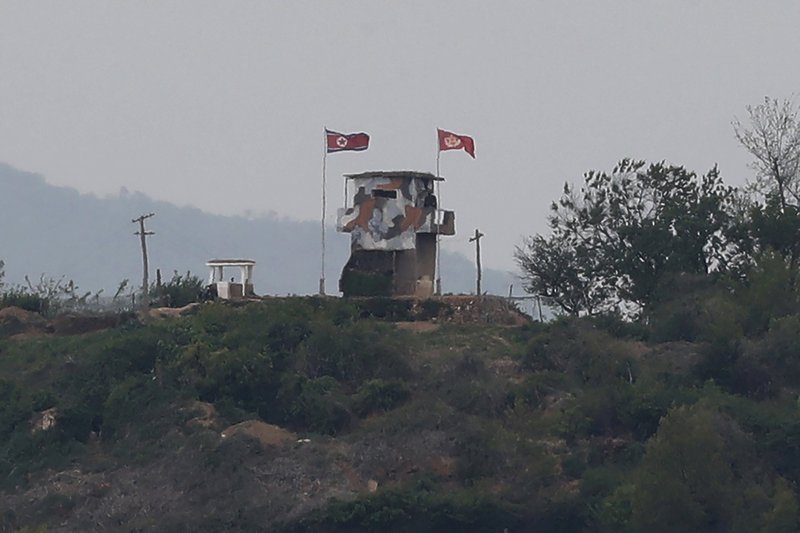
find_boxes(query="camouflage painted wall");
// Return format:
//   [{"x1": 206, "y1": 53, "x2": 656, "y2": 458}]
[{"x1": 337, "y1": 175, "x2": 439, "y2": 251}]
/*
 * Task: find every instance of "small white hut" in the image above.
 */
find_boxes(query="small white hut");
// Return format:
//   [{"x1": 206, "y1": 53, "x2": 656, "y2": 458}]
[{"x1": 206, "y1": 259, "x2": 256, "y2": 299}]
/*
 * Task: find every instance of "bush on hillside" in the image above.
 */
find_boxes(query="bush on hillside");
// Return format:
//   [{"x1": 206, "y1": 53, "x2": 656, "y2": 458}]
[
  {"x1": 298, "y1": 481, "x2": 525, "y2": 533},
  {"x1": 0, "y1": 380, "x2": 31, "y2": 439},
  {"x1": 150, "y1": 270, "x2": 205, "y2": 308},
  {"x1": 352, "y1": 379, "x2": 411, "y2": 417},
  {"x1": 631, "y1": 402, "x2": 797, "y2": 532},
  {"x1": 0, "y1": 287, "x2": 49, "y2": 314},
  {"x1": 278, "y1": 375, "x2": 351, "y2": 435}
]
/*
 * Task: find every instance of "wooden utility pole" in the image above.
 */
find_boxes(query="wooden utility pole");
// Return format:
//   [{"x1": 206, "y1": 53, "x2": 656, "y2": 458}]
[
  {"x1": 132, "y1": 213, "x2": 155, "y2": 306},
  {"x1": 469, "y1": 228, "x2": 484, "y2": 296}
]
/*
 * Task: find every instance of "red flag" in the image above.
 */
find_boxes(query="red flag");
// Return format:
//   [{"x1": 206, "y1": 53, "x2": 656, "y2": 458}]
[
  {"x1": 438, "y1": 129, "x2": 475, "y2": 158},
  {"x1": 326, "y1": 129, "x2": 370, "y2": 153}
]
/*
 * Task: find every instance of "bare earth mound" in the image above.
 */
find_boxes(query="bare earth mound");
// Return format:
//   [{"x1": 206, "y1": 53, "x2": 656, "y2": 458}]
[{"x1": 221, "y1": 420, "x2": 296, "y2": 447}]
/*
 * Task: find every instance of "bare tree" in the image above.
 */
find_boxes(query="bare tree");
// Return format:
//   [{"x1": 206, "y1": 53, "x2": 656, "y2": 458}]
[{"x1": 733, "y1": 96, "x2": 800, "y2": 211}]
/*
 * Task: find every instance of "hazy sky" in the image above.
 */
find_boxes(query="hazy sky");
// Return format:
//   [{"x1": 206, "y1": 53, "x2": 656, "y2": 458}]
[{"x1": 2, "y1": 2, "x2": 800, "y2": 271}]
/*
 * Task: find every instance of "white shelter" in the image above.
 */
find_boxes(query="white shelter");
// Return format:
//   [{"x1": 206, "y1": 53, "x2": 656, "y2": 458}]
[{"x1": 206, "y1": 259, "x2": 256, "y2": 299}]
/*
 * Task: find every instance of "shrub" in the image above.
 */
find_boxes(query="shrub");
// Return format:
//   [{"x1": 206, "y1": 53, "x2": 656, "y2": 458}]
[
  {"x1": 454, "y1": 423, "x2": 500, "y2": 482},
  {"x1": 151, "y1": 270, "x2": 204, "y2": 308},
  {"x1": 592, "y1": 483, "x2": 635, "y2": 532},
  {"x1": 618, "y1": 381, "x2": 697, "y2": 441},
  {"x1": 512, "y1": 372, "x2": 567, "y2": 410},
  {"x1": 298, "y1": 321, "x2": 410, "y2": 385},
  {"x1": 278, "y1": 375, "x2": 351, "y2": 435},
  {"x1": 631, "y1": 403, "x2": 783, "y2": 532},
  {"x1": 0, "y1": 380, "x2": 31, "y2": 438},
  {"x1": 102, "y1": 375, "x2": 167, "y2": 439},
  {"x1": 417, "y1": 299, "x2": 451, "y2": 321},
  {"x1": 0, "y1": 287, "x2": 48, "y2": 314},
  {"x1": 735, "y1": 252, "x2": 799, "y2": 335},
  {"x1": 520, "y1": 321, "x2": 636, "y2": 387},
  {"x1": 354, "y1": 297, "x2": 414, "y2": 321},
  {"x1": 340, "y1": 270, "x2": 393, "y2": 297},
  {"x1": 728, "y1": 351, "x2": 777, "y2": 399},
  {"x1": 561, "y1": 385, "x2": 631, "y2": 439},
  {"x1": 648, "y1": 297, "x2": 703, "y2": 342},
  {"x1": 521, "y1": 331, "x2": 559, "y2": 371},
  {"x1": 762, "y1": 314, "x2": 800, "y2": 380},
  {"x1": 182, "y1": 344, "x2": 279, "y2": 418},
  {"x1": 54, "y1": 405, "x2": 96, "y2": 443},
  {"x1": 299, "y1": 482, "x2": 524, "y2": 533},
  {"x1": 588, "y1": 313, "x2": 649, "y2": 341},
  {"x1": 352, "y1": 379, "x2": 411, "y2": 417}
]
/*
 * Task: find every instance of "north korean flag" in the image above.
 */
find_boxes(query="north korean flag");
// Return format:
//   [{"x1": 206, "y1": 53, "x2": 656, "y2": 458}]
[
  {"x1": 438, "y1": 128, "x2": 475, "y2": 158},
  {"x1": 326, "y1": 129, "x2": 370, "y2": 153}
]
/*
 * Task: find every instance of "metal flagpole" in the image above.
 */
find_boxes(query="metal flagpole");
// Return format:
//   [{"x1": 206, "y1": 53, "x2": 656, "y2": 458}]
[
  {"x1": 320, "y1": 128, "x2": 327, "y2": 295},
  {"x1": 435, "y1": 137, "x2": 442, "y2": 296}
]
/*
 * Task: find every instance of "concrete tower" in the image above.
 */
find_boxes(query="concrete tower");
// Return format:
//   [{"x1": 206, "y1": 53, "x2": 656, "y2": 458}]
[{"x1": 336, "y1": 171, "x2": 455, "y2": 297}]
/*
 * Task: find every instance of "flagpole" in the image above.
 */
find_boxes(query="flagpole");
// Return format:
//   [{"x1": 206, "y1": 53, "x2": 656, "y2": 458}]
[
  {"x1": 435, "y1": 135, "x2": 442, "y2": 296},
  {"x1": 320, "y1": 128, "x2": 327, "y2": 296}
]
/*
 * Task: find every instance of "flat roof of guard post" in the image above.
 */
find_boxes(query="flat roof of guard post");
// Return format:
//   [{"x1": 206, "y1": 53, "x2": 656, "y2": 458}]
[
  {"x1": 206, "y1": 259, "x2": 256, "y2": 267},
  {"x1": 344, "y1": 171, "x2": 444, "y2": 181}
]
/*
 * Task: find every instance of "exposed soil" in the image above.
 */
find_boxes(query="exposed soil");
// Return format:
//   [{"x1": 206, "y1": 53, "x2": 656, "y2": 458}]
[
  {"x1": 221, "y1": 420, "x2": 296, "y2": 447},
  {"x1": 144, "y1": 303, "x2": 201, "y2": 320},
  {"x1": 0, "y1": 306, "x2": 44, "y2": 322},
  {"x1": 393, "y1": 321, "x2": 440, "y2": 332}
]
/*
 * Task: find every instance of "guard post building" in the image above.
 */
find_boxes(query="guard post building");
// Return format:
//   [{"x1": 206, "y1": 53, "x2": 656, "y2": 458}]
[{"x1": 336, "y1": 171, "x2": 455, "y2": 298}]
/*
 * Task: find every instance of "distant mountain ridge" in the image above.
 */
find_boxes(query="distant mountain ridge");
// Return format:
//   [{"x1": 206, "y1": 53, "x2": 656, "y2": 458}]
[{"x1": 0, "y1": 163, "x2": 516, "y2": 296}]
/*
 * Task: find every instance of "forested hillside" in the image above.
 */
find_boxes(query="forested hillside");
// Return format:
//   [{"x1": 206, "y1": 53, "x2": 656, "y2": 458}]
[
  {"x1": 3, "y1": 97, "x2": 800, "y2": 531},
  {"x1": 1, "y1": 296, "x2": 799, "y2": 531}
]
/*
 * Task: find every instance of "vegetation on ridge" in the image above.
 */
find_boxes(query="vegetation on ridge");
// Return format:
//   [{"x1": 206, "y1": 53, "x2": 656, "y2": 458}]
[
  {"x1": 1, "y1": 97, "x2": 800, "y2": 531},
  {"x1": 0, "y1": 293, "x2": 798, "y2": 530},
  {"x1": 516, "y1": 96, "x2": 800, "y2": 320}
]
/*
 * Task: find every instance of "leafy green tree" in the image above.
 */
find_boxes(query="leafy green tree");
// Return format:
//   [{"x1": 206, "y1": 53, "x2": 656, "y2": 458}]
[
  {"x1": 751, "y1": 198, "x2": 800, "y2": 255},
  {"x1": 631, "y1": 403, "x2": 795, "y2": 532},
  {"x1": 735, "y1": 252, "x2": 800, "y2": 333},
  {"x1": 517, "y1": 160, "x2": 734, "y2": 316},
  {"x1": 724, "y1": 193, "x2": 800, "y2": 281},
  {"x1": 514, "y1": 234, "x2": 610, "y2": 316},
  {"x1": 757, "y1": 314, "x2": 800, "y2": 382}
]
